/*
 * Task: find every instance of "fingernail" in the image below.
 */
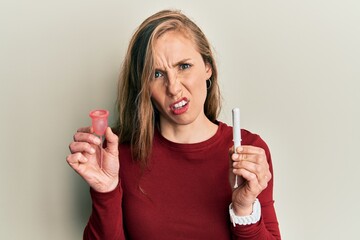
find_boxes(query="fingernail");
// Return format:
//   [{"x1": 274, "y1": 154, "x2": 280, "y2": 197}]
[
  {"x1": 94, "y1": 138, "x2": 101, "y2": 145},
  {"x1": 90, "y1": 148, "x2": 96, "y2": 154},
  {"x1": 232, "y1": 154, "x2": 239, "y2": 160}
]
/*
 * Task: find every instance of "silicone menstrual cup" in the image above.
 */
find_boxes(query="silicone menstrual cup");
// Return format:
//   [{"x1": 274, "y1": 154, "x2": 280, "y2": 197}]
[{"x1": 89, "y1": 110, "x2": 109, "y2": 136}]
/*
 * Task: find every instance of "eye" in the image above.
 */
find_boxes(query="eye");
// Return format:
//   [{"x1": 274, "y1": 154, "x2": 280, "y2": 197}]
[
  {"x1": 179, "y1": 63, "x2": 191, "y2": 70},
  {"x1": 154, "y1": 71, "x2": 163, "y2": 79}
]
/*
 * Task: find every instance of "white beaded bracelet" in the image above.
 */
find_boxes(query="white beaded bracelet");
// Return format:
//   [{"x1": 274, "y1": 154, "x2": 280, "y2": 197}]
[{"x1": 229, "y1": 198, "x2": 261, "y2": 226}]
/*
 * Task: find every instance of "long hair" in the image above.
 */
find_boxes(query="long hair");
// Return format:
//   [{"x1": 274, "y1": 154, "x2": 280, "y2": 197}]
[{"x1": 115, "y1": 9, "x2": 221, "y2": 166}]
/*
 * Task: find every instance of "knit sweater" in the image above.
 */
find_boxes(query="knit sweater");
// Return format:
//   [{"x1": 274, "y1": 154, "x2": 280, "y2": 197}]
[{"x1": 84, "y1": 121, "x2": 281, "y2": 240}]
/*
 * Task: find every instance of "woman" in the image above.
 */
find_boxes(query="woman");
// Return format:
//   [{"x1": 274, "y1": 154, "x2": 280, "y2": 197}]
[{"x1": 67, "y1": 9, "x2": 281, "y2": 240}]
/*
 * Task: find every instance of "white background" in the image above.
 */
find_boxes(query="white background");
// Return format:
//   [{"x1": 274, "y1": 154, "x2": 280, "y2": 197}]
[{"x1": 1, "y1": 0, "x2": 359, "y2": 239}]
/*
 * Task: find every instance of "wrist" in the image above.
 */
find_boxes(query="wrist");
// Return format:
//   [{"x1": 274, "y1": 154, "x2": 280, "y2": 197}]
[
  {"x1": 229, "y1": 198, "x2": 261, "y2": 226},
  {"x1": 104, "y1": 178, "x2": 119, "y2": 192},
  {"x1": 90, "y1": 180, "x2": 122, "y2": 201},
  {"x1": 232, "y1": 202, "x2": 253, "y2": 216},
  {"x1": 92, "y1": 177, "x2": 119, "y2": 193}
]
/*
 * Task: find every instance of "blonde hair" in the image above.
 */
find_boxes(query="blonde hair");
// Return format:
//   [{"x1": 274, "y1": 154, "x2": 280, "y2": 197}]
[{"x1": 116, "y1": 9, "x2": 221, "y2": 166}]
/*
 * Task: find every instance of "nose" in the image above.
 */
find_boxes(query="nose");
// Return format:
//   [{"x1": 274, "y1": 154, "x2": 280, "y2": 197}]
[{"x1": 166, "y1": 72, "x2": 182, "y2": 97}]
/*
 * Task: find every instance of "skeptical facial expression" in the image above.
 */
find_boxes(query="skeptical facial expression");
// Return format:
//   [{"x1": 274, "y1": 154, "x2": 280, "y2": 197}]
[{"x1": 150, "y1": 30, "x2": 212, "y2": 128}]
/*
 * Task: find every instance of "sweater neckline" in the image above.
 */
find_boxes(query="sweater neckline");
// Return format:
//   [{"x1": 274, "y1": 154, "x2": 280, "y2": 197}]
[{"x1": 154, "y1": 121, "x2": 228, "y2": 152}]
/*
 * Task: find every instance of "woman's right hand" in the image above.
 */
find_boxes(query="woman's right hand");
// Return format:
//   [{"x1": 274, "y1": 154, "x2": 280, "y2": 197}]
[{"x1": 67, "y1": 126, "x2": 120, "y2": 193}]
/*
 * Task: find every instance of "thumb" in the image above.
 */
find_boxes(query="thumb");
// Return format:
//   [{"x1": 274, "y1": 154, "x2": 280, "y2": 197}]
[{"x1": 104, "y1": 127, "x2": 119, "y2": 155}]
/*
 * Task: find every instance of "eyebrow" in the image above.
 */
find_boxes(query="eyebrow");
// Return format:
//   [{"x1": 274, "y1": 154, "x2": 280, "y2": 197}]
[
  {"x1": 173, "y1": 58, "x2": 192, "y2": 67},
  {"x1": 154, "y1": 58, "x2": 192, "y2": 71}
]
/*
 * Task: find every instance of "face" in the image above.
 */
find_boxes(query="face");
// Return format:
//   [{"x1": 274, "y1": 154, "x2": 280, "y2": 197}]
[{"x1": 150, "y1": 30, "x2": 212, "y2": 130}]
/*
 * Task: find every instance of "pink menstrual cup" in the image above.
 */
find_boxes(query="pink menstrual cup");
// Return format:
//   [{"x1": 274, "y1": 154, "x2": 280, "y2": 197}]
[{"x1": 89, "y1": 109, "x2": 109, "y2": 136}]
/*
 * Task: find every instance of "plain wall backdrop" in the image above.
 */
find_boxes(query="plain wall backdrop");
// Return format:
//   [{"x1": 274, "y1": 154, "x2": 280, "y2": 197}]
[{"x1": 1, "y1": 0, "x2": 359, "y2": 239}]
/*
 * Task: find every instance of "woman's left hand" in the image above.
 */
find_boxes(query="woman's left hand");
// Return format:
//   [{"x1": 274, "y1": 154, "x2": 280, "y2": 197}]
[{"x1": 230, "y1": 145, "x2": 272, "y2": 216}]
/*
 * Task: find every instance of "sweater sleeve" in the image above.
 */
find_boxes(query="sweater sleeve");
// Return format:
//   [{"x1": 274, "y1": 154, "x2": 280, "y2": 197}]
[
  {"x1": 83, "y1": 182, "x2": 125, "y2": 240},
  {"x1": 231, "y1": 133, "x2": 281, "y2": 240}
]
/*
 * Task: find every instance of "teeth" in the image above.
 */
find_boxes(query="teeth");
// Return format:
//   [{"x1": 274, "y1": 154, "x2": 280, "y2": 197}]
[{"x1": 173, "y1": 100, "x2": 187, "y2": 109}]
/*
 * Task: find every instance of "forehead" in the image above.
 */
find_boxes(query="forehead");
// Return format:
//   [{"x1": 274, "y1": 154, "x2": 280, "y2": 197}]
[{"x1": 152, "y1": 30, "x2": 200, "y2": 63}]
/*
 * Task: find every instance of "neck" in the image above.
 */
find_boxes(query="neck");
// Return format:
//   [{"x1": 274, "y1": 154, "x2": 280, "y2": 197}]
[{"x1": 159, "y1": 117, "x2": 218, "y2": 144}]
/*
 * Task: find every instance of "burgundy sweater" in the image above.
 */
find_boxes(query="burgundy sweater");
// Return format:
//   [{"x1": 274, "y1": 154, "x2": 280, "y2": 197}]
[{"x1": 84, "y1": 122, "x2": 281, "y2": 239}]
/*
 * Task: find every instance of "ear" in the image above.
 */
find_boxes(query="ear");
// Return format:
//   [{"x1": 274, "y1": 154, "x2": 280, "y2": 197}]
[{"x1": 205, "y1": 63, "x2": 212, "y2": 80}]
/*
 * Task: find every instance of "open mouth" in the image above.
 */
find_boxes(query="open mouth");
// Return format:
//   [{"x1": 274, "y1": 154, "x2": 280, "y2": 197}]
[
  {"x1": 172, "y1": 99, "x2": 188, "y2": 110},
  {"x1": 170, "y1": 98, "x2": 189, "y2": 114}
]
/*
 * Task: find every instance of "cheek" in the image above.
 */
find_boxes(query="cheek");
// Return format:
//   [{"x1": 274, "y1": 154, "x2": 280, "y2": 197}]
[
  {"x1": 150, "y1": 84, "x2": 165, "y2": 108},
  {"x1": 185, "y1": 71, "x2": 206, "y2": 88},
  {"x1": 192, "y1": 75, "x2": 207, "y2": 94}
]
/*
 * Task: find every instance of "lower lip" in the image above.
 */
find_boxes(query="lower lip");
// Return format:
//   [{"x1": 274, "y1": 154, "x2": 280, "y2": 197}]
[{"x1": 172, "y1": 103, "x2": 189, "y2": 115}]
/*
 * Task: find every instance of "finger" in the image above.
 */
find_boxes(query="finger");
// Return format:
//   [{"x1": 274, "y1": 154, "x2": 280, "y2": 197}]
[
  {"x1": 233, "y1": 168, "x2": 257, "y2": 182},
  {"x1": 233, "y1": 160, "x2": 263, "y2": 174},
  {"x1": 255, "y1": 175, "x2": 269, "y2": 191},
  {"x1": 77, "y1": 126, "x2": 93, "y2": 134},
  {"x1": 235, "y1": 145, "x2": 265, "y2": 155},
  {"x1": 233, "y1": 161, "x2": 271, "y2": 190},
  {"x1": 73, "y1": 132, "x2": 101, "y2": 145},
  {"x1": 232, "y1": 152, "x2": 264, "y2": 162},
  {"x1": 231, "y1": 153, "x2": 267, "y2": 168},
  {"x1": 104, "y1": 127, "x2": 119, "y2": 155},
  {"x1": 69, "y1": 141, "x2": 96, "y2": 155},
  {"x1": 232, "y1": 147, "x2": 267, "y2": 164},
  {"x1": 233, "y1": 168, "x2": 268, "y2": 195},
  {"x1": 233, "y1": 152, "x2": 269, "y2": 172},
  {"x1": 234, "y1": 161, "x2": 270, "y2": 179},
  {"x1": 233, "y1": 152, "x2": 268, "y2": 165},
  {"x1": 66, "y1": 152, "x2": 89, "y2": 165},
  {"x1": 259, "y1": 173, "x2": 272, "y2": 189}
]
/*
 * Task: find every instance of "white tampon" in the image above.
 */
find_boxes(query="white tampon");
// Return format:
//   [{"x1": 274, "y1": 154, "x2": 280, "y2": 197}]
[{"x1": 232, "y1": 108, "x2": 241, "y2": 188}]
